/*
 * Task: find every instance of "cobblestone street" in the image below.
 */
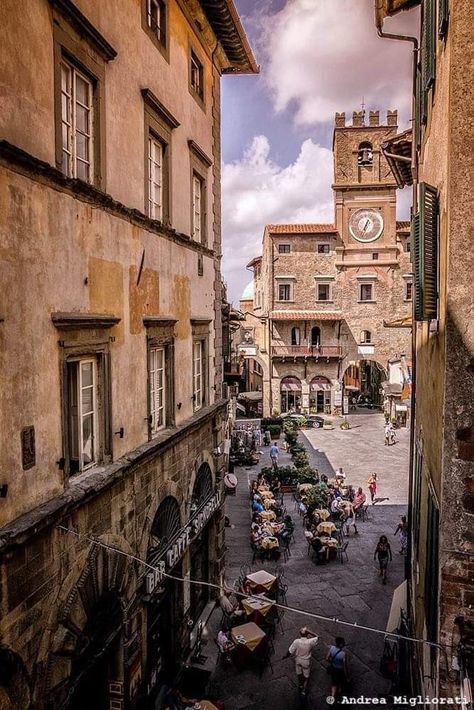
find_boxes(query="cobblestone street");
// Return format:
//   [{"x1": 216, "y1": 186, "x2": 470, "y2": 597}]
[{"x1": 206, "y1": 412, "x2": 409, "y2": 709}]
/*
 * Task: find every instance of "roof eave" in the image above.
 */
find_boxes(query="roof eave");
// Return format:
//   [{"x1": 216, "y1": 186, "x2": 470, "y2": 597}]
[{"x1": 199, "y1": 0, "x2": 259, "y2": 74}]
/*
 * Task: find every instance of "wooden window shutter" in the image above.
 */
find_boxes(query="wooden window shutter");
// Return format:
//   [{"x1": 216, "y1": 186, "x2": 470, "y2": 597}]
[
  {"x1": 414, "y1": 65, "x2": 422, "y2": 146},
  {"x1": 411, "y1": 213, "x2": 423, "y2": 321},
  {"x1": 438, "y1": 0, "x2": 449, "y2": 38},
  {"x1": 421, "y1": 0, "x2": 436, "y2": 92},
  {"x1": 425, "y1": 493, "x2": 439, "y2": 643},
  {"x1": 419, "y1": 182, "x2": 439, "y2": 319}
]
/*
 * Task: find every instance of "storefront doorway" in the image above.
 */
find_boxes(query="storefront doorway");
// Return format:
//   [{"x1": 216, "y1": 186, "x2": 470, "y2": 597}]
[
  {"x1": 280, "y1": 376, "x2": 302, "y2": 413},
  {"x1": 309, "y1": 376, "x2": 331, "y2": 413}
]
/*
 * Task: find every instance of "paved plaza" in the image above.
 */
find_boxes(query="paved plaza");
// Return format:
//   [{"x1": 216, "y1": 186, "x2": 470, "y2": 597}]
[{"x1": 205, "y1": 411, "x2": 410, "y2": 709}]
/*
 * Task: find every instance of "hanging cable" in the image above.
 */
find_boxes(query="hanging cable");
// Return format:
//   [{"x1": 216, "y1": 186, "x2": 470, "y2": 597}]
[{"x1": 57, "y1": 525, "x2": 449, "y2": 651}]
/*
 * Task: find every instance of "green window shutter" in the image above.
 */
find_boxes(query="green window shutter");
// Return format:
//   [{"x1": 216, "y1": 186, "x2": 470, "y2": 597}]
[
  {"x1": 438, "y1": 0, "x2": 449, "y2": 38},
  {"x1": 414, "y1": 65, "x2": 422, "y2": 146},
  {"x1": 419, "y1": 182, "x2": 439, "y2": 319},
  {"x1": 411, "y1": 214, "x2": 423, "y2": 321},
  {"x1": 421, "y1": 0, "x2": 436, "y2": 92}
]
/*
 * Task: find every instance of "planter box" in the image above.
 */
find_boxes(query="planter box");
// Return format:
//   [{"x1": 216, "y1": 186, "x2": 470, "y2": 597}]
[
  {"x1": 270, "y1": 433, "x2": 281, "y2": 440},
  {"x1": 323, "y1": 423, "x2": 334, "y2": 430},
  {"x1": 281, "y1": 484, "x2": 297, "y2": 493}
]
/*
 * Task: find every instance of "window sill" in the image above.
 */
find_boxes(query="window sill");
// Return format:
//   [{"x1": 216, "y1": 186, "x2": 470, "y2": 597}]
[
  {"x1": 358, "y1": 300, "x2": 376, "y2": 304},
  {"x1": 276, "y1": 300, "x2": 295, "y2": 304},
  {"x1": 316, "y1": 300, "x2": 334, "y2": 304}
]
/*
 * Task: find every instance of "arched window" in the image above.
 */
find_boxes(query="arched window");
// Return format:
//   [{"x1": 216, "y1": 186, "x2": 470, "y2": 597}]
[
  {"x1": 360, "y1": 330, "x2": 372, "y2": 344},
  {"x1": 311, "y1": 326, "x2": 321, "y2": 346},
  {"x1": 357, "y1": 141, "x2": 373, "y2": 166},
  {"x1": 280, "y1": 376, "x2": 302, "y2": 413},
  {"x1": 148, "y1": 496, "x2": 181, "y2": 562},
  {"x1": 192, "y1": 463, "x2": 213, "y2": 508},
  {"x1": 291, "y1": 326, "x2": 301, "y2": 346}
]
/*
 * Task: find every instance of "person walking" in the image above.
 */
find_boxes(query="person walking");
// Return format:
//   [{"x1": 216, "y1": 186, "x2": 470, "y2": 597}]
[
  {"x1": 384, "y1": 421, "x2": 391, "y2": 446},
  {"x1": 394, "y1": 516, "x2": 409, "y2": 555},
  {"x1": 284, "y1": 627, "x2": 319, "y2": 697},
  {"x1": 342, "y1": 501, "x2": 358, "y2": 536},
  {"x1": 326, "y1": 637, "x2": 349, "y2": 699},
  {"x1": 374, "y1": 535, "x2": 393, "y2": 584},
  {"x1": 367, "y1": 473, "x2": 377, "y2": 504},
  {"x1": 270, "y1": 442, "x2": 279, "y2": 470}
]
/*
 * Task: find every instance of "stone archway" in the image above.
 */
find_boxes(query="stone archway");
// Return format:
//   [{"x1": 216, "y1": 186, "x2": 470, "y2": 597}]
[
  {"x1": 37, "y1": 536, "x2": 137, "y2": 709},
  {"x1": 0, "y1": 646, "x2": 31, "y2": 710},
  {"x1": 342, "y1": 359, "x2": 388, "y2": 407}
]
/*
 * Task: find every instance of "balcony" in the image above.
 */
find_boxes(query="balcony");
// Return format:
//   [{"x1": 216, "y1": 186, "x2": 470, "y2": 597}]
[{"x1": 271, "y1": 345, "x2": 343, "y2": 359}]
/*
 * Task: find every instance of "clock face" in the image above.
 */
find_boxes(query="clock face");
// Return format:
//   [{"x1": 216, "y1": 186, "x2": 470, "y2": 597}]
[{"x1": 349, "y1": 208, "x2": 384, "y2": 242}]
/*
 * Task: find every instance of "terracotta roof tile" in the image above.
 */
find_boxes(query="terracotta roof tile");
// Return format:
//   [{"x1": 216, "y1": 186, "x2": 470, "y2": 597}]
[
  {"x1": 271, "y1": 310, "x2": 343, "y2": 321},
  {"x1": 267, "y1": 224, "x2": 337, "y2": 234}
]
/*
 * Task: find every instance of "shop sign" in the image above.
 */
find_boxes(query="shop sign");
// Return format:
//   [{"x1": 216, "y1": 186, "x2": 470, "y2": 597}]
[
  {"x1": 238, "y1": 344, "x2": 258, "y2": 357},
  {"x1": 146, "y1": 491, "x2": 222, "y2": 595},
  {"x1": 334, "y1": 391, "x2": 342, "y2": 406},
  {"x1": 343, "y1": 396, "x2": 349, "y2": 414}
]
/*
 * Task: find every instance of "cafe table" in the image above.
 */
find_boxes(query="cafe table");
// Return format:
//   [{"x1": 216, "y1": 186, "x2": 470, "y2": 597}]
[
  {"x1": 259, "y1": 490, "x2": 274, "y2": 499},
  {"x1": 259, "y1": 536, "x2": 279, "y2": 551},
  {"x1": 230, "y1": 621, "x2": 268, "y2": 669},
  {"x1": 316, "y1": 536, "x2": 338, "y2": 548},
  {"x1": 241, "y1": 595, "x2": 275, "y2": 624},
  {"x1": 314, "y1": 508, "x2": 330, "y2": 521},
  {"x1": 298, "y1": 483, "x2": 313, "y2": 493},
  {"x1": 259, "y1": 510, "x2": 276, "y2": 521},
  {"x1": 262, "y1": 521, "x2": 284, "y2": 535},
  {"x1": 245, "y1": 569, "x2": 278, "y2": 595},
  {"x1": 317, "y1": 521, "x2": 337, "y2": 535},
  {"x1": 263, "y1": 498, "x2": 276, "y2": 510}
]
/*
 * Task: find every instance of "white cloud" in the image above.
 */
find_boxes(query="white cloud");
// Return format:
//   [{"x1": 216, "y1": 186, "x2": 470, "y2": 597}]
[
  {"x1": 222, "y1": 134, "x2": 333, "y2": 301},
  {"x1": 261, "y1": 0, "x2": 417, "y2": 127}
]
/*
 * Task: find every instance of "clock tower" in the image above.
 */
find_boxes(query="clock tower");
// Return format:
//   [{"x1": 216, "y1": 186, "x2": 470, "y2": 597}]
[{"x1": 333, "y1": 109, "x2": 400, "y2": 268}]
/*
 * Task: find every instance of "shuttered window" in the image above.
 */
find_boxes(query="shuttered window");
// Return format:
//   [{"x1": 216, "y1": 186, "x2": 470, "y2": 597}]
[
  {"x1": 421, "y1": 0, "x2": 436, "y2": 92},
  {"x1": 438, "y1": 0, "x2": 449, "y2": 38},
  {"x1": 425, "y1": 491, "x2": 439, "y2": 644},
  {"x1": 411, "y1": 183, "x2": 439, "y2": 321},
  {"x1": 412, "y1": 445, "x2": 423, "y2": 555},
  {"x1": 414, "y1": 65, "x2": 423, "y2": 145}
]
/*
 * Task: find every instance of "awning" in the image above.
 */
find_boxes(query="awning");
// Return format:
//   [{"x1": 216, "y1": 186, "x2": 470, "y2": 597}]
[
  {"x1": 237, "y1": 391, "x2": 262, "y2": 401},
  {"x1": 386, "y1": 580, "x2": 407, "y2": 634},
  {"x1": 343, "y1": 385, "x2": 359, "y2": 391},
  {"x1": 235, "y1": 402, "x2": 246, "y2": 413},
  {"x1": 310, "y1": 383, "x2": 332, "y2": 391},
  {"x1": 271, "y1": 311, "x2": 343, "y2": 321},
  {"x1": 281, "y1": 382, "x2": 301, "y2": 392},
  {"x1": 383, "y1": 315, "x2": 412, "y2": 329}
]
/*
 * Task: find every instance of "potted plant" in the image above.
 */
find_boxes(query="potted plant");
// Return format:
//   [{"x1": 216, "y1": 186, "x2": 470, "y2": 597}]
[
  {"x1": 267, "y1": 424, "x2": 282, "y2": 439},
  {"x1": 340, "y1": 419, "x2": 351, "y2": 430}
]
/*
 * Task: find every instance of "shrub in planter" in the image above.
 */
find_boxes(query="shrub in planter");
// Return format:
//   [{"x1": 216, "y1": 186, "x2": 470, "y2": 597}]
[
  {"x1": 267, "y1": 424, "x2": 282, "y2": 439},
  {"x1": 340, "y1": 420, "x2": 351, "y2": 430},
  {"x1": 261, "y1": 417, "x2": 283, "y2": 429},
  {"x1": 292, "y1": 415, "x2": 308, "y2": 428},
  {"x1": 293, "y1": 451, "x2": 310, "y2": 468},
  {"x1": 304, "y1": 485, "x2": 329, "y2": 508},
  {"x1": 285, "y1": 429, "x2": 298, "y2": 446},
  {"x1": 295, "y1": 466, "x2": 319, "y2": 484}
]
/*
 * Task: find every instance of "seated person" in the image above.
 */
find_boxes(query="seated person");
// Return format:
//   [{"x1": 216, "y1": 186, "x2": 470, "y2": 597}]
[
  {"x1": 353, "y1": 487, "x2": 366, "y2": 510},
  {"x1": 304, "y1": 529, "x2": 314, "y2": 541},
  {"x1": 252, "y1": 499, "x2": 264, "y2": 513},
  {"x1": 220, "y1": 592, "x2": 245, "y2": 622},
  {"x1": 217, "y1": 629, "x2": 235, "y2": 662},
  {"x1": 311, "y1": 535, "x2": 330, "y2": 563},
  {"x1": 250, "y1": 523, "x2": 262, "y2": 545},
  {"x1": 298, "y1": 500, "x2": 308, "y2": 516},
  {"x1": 330, "y1": 497, "x2": 343, "y2": 517},
  {"x1": 346, "y1": 485, "x2": 356, "y2": 502}
]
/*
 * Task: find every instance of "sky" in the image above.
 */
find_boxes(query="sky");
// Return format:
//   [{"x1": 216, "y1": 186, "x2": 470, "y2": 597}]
[{"x1": 221, "y1": 0, "x2": 418, "y2": 303}]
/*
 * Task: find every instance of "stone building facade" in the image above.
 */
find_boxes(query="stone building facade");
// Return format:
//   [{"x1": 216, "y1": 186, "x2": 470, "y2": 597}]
[
  {"x1": 241, "y1": 111, "x2": 412, "y2": 418},
  {"x1": 0, "y1": 1, "x2": 256, "y2": 707},
  {"x1": 376, "y1": 0, "x2": 474, "y2": 698}
]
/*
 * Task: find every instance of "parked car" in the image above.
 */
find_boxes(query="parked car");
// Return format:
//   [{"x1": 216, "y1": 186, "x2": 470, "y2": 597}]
[
  {"x1": 357, "y1": 395, "x2": 374, "y2": 408},
  {"x1": 307, "y1": 415, "x2": 325, "y2": 428}
]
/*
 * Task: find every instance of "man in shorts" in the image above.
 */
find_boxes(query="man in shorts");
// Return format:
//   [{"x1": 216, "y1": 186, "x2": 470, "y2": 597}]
[{"x1": 286, "y1": 627, "x2": 319, "y2": 696}]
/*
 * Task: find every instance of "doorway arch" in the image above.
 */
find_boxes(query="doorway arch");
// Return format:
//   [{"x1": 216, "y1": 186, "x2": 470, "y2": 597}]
[{"x1": 342, "y1": 359, "x2": 387, "y2": 407}]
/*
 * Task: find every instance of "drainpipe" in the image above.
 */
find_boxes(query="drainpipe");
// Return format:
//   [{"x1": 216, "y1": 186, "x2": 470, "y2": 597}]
[{"x1": 377, "y1": 17, "x2": 419, "y2": 693}]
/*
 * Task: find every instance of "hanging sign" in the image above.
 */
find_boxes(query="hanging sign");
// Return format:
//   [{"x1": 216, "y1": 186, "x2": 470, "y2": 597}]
[{"x1": 145, "y1": 490, "x2": 222, "y2": 595}]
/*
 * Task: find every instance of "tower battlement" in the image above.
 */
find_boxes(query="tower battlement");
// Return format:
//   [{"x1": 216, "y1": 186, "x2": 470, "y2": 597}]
[{"x1": 334, "y1": 109, "x2": 398, "y2": 128}]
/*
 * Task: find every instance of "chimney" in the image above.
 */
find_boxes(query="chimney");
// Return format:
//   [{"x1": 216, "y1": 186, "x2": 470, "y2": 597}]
[
  {"x1": 387, "y1": 110, "x2": 398, "y2": 126},
  {"x1": 352, "y1": 111, "x2": 365, "y2": 127},
  {"x1": 335, "y1": 112, "x2": 346, "y2": 127},
  {"x1": 369, "y1": 110, "x2": 379, "y2": 126}
]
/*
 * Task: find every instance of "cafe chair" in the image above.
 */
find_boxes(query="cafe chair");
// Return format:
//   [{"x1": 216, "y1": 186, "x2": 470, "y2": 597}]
[
  {"x1": 251, "y1": 542, "x2": 266, "y2": 564},
  {"x1": 337, "y1": 541, "x2": 349, "y2": 564},
  {"x1": 281, "y1": 536, "x2": 291, "y2": 562},
  {"x1": 240, "y1": 563, "x2": 251, "y2": 581}
]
